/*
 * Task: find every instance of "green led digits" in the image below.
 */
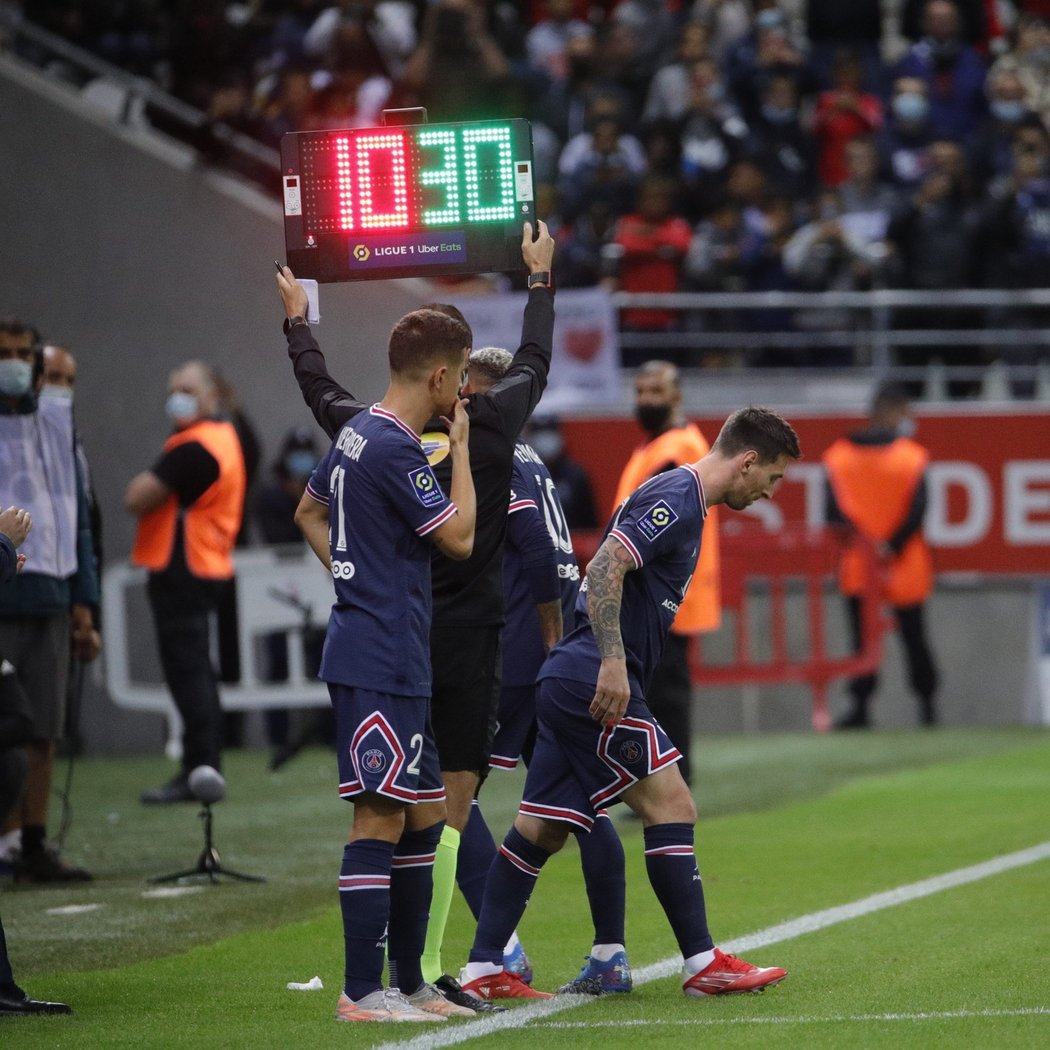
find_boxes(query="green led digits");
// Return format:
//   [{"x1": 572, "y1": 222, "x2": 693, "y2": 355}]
[
  {"x1": 418, "y1": 128, "x2": 460, "y2": 226},
  {"x1": 461, "y1": 126, "x2": 515, "y2": 223}
]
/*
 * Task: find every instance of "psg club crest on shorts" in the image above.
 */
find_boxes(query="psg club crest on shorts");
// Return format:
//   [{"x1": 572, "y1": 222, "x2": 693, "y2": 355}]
[
  {"x1": 362, "y1": 748, "x2": 387, "y2": 772},
  {"x1": 619, "y1": 740, "x2": 643, "y2": 765}
]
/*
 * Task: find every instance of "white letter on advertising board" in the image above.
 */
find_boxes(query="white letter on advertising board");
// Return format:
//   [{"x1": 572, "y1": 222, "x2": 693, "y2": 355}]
[
  {"x1": 926, "y1": 462, "x2": 992, "y2": 547},
  {"x1": 1004, "y1": 461, "x2": 1050, "y2": 544}
]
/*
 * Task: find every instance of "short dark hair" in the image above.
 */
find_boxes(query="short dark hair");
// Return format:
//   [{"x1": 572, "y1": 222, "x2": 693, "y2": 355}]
[
  {"x1": 713, "y1": 406, "x2": 801, "y2": 462},
  {"x1": 420, "y1": 302, "x2": 473, "y2": 349},
  {"x1": 871, "y1": 381, "x2": 910, "y2": 414},
  {"x1": 0, "y1": 316, "x2": 39, "y2": 343},
  {"x1": 388, "y1": 309, "x2": 470, "y2": 378}
]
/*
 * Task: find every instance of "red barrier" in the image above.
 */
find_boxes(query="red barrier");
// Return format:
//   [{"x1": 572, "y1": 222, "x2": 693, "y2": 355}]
[
  {"x1": 572, "y1": 524, "x2": 887, "y2": 732},
  {"x1": 688, "y1": 523, "x2": 886, "y2": 731}
]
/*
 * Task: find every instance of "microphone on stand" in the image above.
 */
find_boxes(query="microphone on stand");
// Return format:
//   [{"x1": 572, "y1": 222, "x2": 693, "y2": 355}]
[{"x1": 150, "y1": 766, "x2": 264, "y2": 885}]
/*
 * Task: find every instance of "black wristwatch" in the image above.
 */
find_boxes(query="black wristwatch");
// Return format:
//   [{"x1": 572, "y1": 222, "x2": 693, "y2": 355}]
[
  {"x1": 283, "y1": 315, "x2": 308, "y2": 335},
  {"x1": 527, "y1": 271, "x2": 552, "y2": 290}
]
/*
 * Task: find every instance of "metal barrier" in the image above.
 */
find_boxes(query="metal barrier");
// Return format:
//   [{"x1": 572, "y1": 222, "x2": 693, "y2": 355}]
[{"x1": 688, "y1": 523, "x2": 886, "y2": 731}]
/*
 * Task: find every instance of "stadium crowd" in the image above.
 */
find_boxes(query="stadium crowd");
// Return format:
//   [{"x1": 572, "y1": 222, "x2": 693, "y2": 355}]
[{"x1": 15, "y1": 1, "x2": 1050, "y2": 375}]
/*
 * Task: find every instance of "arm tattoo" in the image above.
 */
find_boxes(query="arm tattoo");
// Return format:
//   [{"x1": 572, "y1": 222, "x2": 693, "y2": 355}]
[{"x1": 586, "y1": 537, "x2": 634, "y2": 660}]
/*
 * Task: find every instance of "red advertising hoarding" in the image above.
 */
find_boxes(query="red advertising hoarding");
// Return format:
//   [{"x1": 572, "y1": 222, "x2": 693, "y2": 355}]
[{"x1": 561, "y1": 411, "x2": 1050, "y2": 576}]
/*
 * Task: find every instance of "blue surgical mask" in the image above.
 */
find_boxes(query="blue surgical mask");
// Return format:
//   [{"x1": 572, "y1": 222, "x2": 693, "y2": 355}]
[
  {"x1": 284, "y1": 451, "x2": 317, "y2": 478},
  {"x1": 761, "y1": 104, "x2": 797, "y2": 125},
  {"x1": 991, "y1": 100, "x2": 1026, "y2": 124},
  {"x1": 756, "y1": 8, "x2": 785, "y2": 30},
  {"x1": 892, "y1": 93, "x2": 929, "y2": 123},
  {"x1": 0, "y1": 359, "x2": 33, "y2": 398},
  {"x1": 41, "y1": 383, "x2": 74, "y2": 403},
  {"x1": 166, "y1": 391, "x2": 199, "y2": 422}
]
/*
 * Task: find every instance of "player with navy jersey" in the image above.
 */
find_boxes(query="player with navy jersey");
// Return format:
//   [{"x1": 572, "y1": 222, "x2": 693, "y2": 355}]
[
  {"x1": 282, "y1": 277, "x2": 478, "y2": 1024},
  {"x1": 459, "y1": 407, "x2": 802, "y2": 1004},
  {"x1": 449, "y1": 348, "x2": 631, "y2": 996}
]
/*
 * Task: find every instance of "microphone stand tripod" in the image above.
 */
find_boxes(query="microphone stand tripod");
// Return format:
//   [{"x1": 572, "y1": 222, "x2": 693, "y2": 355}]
[{"x1": 150, "y1": 801, "x2": 265, "y2": 885}]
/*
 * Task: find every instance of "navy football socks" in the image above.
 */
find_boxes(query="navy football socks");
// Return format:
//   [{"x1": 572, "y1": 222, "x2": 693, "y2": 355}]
[
  {"x1": 338, "y1": 838, "x2": 395, "y2": 1002},
  {"x1": 388, "y1": 821, "x2": 444, "y2": 994},
  {"x1": 643, "y1": 823, "x2": 715, "y2": 958},
  {"x1": 576, "y1": 810, "x2": 627, "y2": 947},
  {"x1": 457, "y1": 801, "x2": 497, "y2": 919}
]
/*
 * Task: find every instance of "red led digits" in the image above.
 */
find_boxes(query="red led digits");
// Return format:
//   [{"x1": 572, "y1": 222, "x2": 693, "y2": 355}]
[
  {"x1": 335, "y1": 136, "x2": 353, "y2": 230},
  {"x1": 356, "y1": 132, "x2": 410, "y2": 230}
]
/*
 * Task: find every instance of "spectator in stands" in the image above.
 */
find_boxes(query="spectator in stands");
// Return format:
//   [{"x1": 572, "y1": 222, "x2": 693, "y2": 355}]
[
  {"x1": 878, "y1": 76, "x2": 935, "y2": 190},
  {"x1": 811, "y1": 50, "x2": 884, "y2": 187},
  {"x1": 642, "y1": 20, "x2": 712, "y2": 123},
  {"x1": 885, "y1": 138, "x2": 982, "y2": 393},
  {"x1": 302, "y1": 0, "x2": 416, "y2": 80},
  {"x1": 401, "y1": 0, "x2": 513, "y2": 121},
  {"x1": 525, "y1": 415, "x2": 600, "y2": 531},
  {"x1": 533, "y1": 30, "x2": 635, "y2": 148},
  {"x1": 257, "y1": 64, "x2": 315, "y2": 146},
  {"x1": 605, "y1": 174, "x2": 694, "y2": 365},
  {"x1": 978, "y1": 121, "x2": 1050, "y2": 389},
  {"x1": 824, "y1": 382, "x2": 939, "y2": 728},
  {"x1": 690, "y1": 0, "x2": 752, "y2": 64},
  {"x1": 676, "y1": 57, "x2": 749, "y2": 221},
  {"x1": 746, "y1": 74, "x2": 817, "y2": 201},
  {"x1": 895, "y1": 0, "x2": 988, "y2": 141},
  {"x1": 556, "y1": 198, "x2": 620, "y2": 288},
  {"x1": 967, "y1": 67, "x2": 1040, "y2": 190},
  {"x1": 805, "y1": 0, "x2": 884, "y2": 91},
  {"x1": 838, "y1": 137, "x2": 902, "y2": 238},
  {"x1": 683, "y1": 194, "x2": 758, "y2": 306},
  {"x1": 725, "y1": 1, "x2": 812, "y2": 122},
  {"x1": 525, "y1": 0, "x2": 593, "y2": 84},
  {"x1": 557, "y1": 105, "x2": 647, "y2": 222},
  {"x1": 608, "y1": 0, "x2": 681, "y2": 85},
  {"x1": 989, "y1": 14, "x2": 1050, "y2": 129}
]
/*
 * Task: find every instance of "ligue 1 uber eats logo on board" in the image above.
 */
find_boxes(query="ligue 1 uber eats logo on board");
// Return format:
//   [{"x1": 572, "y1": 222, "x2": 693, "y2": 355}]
[{"x1": 353, "y1": 244, "x2": 370, "y2": 262}]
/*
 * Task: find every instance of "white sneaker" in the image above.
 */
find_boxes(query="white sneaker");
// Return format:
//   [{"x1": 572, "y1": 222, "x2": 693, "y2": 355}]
[
  {"x1": 408, "y1": 982, "x2": 477, "y2": 1018},
  {"x1": 335, "y1": 988, "x2": 446, "y2": 1023}
]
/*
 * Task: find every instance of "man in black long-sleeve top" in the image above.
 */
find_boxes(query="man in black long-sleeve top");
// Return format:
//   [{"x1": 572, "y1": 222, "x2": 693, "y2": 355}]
[{"x1": 278, "y1": 221, "x2": 556, "y2": 1002}]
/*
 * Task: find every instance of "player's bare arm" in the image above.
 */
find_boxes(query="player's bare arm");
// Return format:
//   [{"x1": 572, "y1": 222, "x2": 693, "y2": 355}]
[
  {"x1": 586, "y1": 535, "x2": 634, "y2": 726},
  {"x1": 432, "y1": 397, "x2": 476, "y2": 561},
  {"x1": 536, "y1": 599, "x2": 564, "y2": 652},
  {"x1": 294, "y1": 490, "x2": 332, "y2": 572}
]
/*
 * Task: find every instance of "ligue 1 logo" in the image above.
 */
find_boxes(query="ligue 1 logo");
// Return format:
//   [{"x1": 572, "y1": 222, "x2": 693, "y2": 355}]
[
  {"x1": 363, "y1": 748, "x2": 386, "y2": 772},
  {"x1": 353, "y1": 244, "x2": 370, "y2": 263},
  {"x1": 619, "y1": 740, "x2": 642, "y2": 764},
  {"x1": 415, "y1": 472, "x2": 434, "y2": 493}
]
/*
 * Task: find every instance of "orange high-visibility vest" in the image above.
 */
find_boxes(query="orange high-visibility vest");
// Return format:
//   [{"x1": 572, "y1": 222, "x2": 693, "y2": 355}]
[
  {"x1": 132, "y1": 420, "x2": 246, "y2": 580},
  {"x1": 823, "y1": 436, "x2": 933, "y2": 606},
  {"x1": 613, "y1": 423, "x2": 721, "y2": 634}
]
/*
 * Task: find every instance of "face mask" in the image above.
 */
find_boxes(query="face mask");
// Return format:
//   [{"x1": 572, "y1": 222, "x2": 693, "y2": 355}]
[
  {"x1": 0, "y1": 359, "x2": 34, "y2": 398},
  {"x1": 761, "y1": 104, "x2": 797, "y2": 125},
  {"x1": 892, "y1": 92, "x2": 929, "y2": 123},
  {"x1": 166, "y1": 391, "x2": 199, "y2": 423},
  {"x1": 40, "y1": 383, "x2": 74, "y2": 402},
  {"x1": 284, "y1": 451, "x2": 317, "y2": 478},
  {"x1": 635, "y1": 403, "x2": 672, "y2": 434},
  {"x1": 756, "y1": 8, "x2": 785, "y2": 30},
  {"x1": 530, "y1": 431, "x2": 564, "y2": 462},
  {"x1": 991, "y1": 100, "x2": 1026, "y2": 124}
]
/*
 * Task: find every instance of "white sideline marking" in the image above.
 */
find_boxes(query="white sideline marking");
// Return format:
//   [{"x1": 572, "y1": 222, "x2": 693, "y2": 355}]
[
  {"x1": 373, "y1": 840, "x2": 1050, "y2": 1050},
  {"x1": 537, "y1": 1007, "x2": 1050, "y2": 1028}
]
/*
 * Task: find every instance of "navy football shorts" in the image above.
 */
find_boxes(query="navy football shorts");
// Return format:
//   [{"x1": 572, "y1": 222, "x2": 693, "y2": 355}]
[
  {"x1": 488, "y1": 683, "x2": 538, "y2": 771},
  {"x1": 520, "y1": 676, "x2": 681, "y2": 831},
  {"x1": 330, "y1": 683, "x2": 445, "y2": 805}
]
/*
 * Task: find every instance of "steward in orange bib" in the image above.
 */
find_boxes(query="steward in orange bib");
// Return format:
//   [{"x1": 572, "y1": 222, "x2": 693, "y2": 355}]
[
  {"x1": 126, "y1": 361, "x2": 246, "y2": 803},
  {"x1": 612, "y1": 361, "x2": 720, "y2": 784},
  {"x1": 823, "y1": 382, "x2": 939, "y2": 729}
]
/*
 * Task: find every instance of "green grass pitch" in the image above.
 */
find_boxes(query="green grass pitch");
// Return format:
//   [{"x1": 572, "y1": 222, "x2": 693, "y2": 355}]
[{"x1": 2, "y1": 727, "x2": 1048, "y2": 1049}]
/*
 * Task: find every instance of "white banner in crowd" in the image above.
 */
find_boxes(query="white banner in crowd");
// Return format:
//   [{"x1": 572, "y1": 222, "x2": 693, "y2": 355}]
[{"x1": 452, "y1": 286, "x2": 622, "y2": 413}]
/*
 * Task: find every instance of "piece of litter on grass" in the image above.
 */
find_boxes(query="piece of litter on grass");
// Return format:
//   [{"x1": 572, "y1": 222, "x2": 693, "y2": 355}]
[
  {"x1": 45, "y1": 903, "x2": 102, "y2": 916},
  {"x1": 141, "y1": 886, "x2": 205, "y2": 899},
  {"x1": 287, "y1": 977, "x2": 324, "y2": 991}
]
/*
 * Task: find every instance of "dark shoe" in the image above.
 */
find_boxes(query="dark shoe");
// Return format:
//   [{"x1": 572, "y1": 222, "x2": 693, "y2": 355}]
[
  {"x1": 434, "y1": 974, "x2": 507, "y2": 1013},
  {"x1": 140, "y1": 774, "x2": 194, "y2": 805},
  {"x1": 14, "y1": 846, "x2": 92, "y2": 884},
  {"x1": 833, "y1": 708, "x2": 870, "y2": 730},
  {"x1": 0, "y1": 985, "x2": 72, "y2": 1015},
  {"x1": 919, "y1": 698, "x2": 938, "y2": 726}
]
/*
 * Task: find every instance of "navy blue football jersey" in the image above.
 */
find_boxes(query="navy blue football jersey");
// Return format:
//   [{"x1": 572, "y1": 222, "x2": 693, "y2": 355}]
[
  {"x1": 501, "y1": 442, "x2": 580, "y2": 687},
  {"x1": 539, "y1": 464, "x2": 707, "y2": 698},
  {"x1": 306, "y1": 405, "x2": 457, "y2": 696}
]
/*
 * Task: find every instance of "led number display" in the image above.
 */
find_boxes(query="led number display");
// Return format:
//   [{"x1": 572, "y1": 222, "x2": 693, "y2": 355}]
[{"x1": 281, "y1": 118, "x2": 536, "y2": 282}]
